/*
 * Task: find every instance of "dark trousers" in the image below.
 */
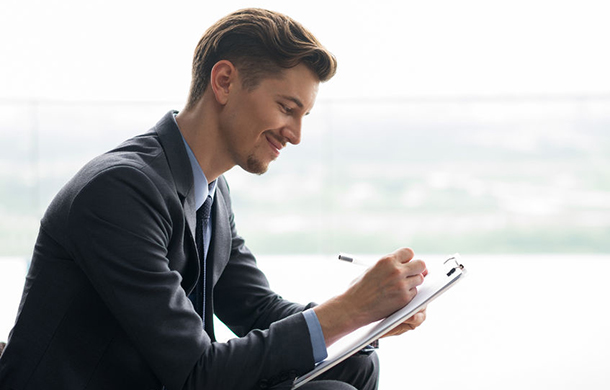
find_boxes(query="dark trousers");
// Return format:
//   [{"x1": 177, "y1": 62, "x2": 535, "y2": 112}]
[{"x1": 290, "y1": 352, "x2": 380, "y2": 390}]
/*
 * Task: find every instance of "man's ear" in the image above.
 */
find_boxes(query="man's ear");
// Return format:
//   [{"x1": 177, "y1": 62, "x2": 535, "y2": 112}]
[{"x1": 210, "y1": 60, "x2": 237, "y2": 105}]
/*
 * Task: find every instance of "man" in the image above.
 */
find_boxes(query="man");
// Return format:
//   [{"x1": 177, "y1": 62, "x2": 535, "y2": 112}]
[{"x1": 0, "y1": 8, "x2": 427, "y2": 390}]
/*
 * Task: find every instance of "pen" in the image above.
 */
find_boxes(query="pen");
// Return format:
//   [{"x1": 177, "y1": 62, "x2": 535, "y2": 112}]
[{"x1": 337, "y1": 253, "x2": 371, "y2": 267}]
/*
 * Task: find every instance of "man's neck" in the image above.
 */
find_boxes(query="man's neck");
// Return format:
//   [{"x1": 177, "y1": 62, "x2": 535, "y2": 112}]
[{"x1": 175, "y1": 100, "x2": 233, "y2": 183}]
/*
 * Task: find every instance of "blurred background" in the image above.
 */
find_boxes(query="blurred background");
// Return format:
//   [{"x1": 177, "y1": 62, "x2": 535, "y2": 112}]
[{"x1": 1, "y1": 0, "x2": 609, "y2": 388}]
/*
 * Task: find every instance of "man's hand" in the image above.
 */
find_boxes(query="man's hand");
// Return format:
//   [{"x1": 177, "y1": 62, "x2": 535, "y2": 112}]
[
  {"x1": 381, "y1": 308, "x2": 427, "y2": 338},
  {"x1": 341, "y1": 248, "x2": 427, "y2": 326},
  {"x1": 314, "y1": 248, "x2": 427, "y2": 346}
]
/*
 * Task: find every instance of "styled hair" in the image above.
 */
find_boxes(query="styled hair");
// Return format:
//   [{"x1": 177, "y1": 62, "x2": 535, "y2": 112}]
[{"x1": 185, "y1": 8, "x2": 337, "y2": 108}]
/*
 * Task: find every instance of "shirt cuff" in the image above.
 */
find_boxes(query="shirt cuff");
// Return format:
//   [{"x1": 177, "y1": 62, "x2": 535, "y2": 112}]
[{"x1": 302, "y1": 308, "x2": 328, "y2": 363}]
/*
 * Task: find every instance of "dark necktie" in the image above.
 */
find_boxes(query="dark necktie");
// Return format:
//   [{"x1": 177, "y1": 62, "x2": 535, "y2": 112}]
[{"x1": 188, "y1": 196, "x2": 213, "y2": 329}]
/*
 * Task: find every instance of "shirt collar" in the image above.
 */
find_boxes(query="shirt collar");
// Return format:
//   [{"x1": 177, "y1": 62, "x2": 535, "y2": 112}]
[{"x1": 172, "y1": 113, "x2": 216, "y2": 210}]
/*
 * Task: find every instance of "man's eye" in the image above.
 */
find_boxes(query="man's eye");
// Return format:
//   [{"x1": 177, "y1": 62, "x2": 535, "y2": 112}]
[{"x1": 280, "y1": 104, "x2": 293, "y2": 114}]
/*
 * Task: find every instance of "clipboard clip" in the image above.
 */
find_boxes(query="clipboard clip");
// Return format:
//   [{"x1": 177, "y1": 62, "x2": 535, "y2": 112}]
[{"x1": 443, "y1": 254, "x2": 464, "y2": 277}]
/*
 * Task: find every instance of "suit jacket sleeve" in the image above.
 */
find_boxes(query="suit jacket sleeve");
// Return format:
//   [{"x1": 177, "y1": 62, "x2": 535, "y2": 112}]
[{"x1": 65, "y1": 165, "x2": 316, "y2": 390}]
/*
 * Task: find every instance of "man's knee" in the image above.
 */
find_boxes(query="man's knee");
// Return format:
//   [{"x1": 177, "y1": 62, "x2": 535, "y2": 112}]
[
  {"x1": 316, "y1": 351, "x2": 380, "y2": 390},
  {"x1": 299, "y1": 380, "x2": 357, "y2": 390},
  {"x1": 341, "y1": 351, "x2": 380, "y2": 386}
]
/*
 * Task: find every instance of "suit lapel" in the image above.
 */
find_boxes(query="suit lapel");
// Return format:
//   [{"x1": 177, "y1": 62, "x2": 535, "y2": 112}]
[
  {"x1": 183, "y1": 195, "x2": 197, "y2": 250},
  {"x1": 153, "y1": 111, "x2": 200, "y2": 290}
]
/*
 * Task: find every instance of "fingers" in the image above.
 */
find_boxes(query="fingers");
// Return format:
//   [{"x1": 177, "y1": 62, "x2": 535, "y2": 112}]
[
  {"x1": 404, "y1": 273, "x2": 425, "y2": 293},
  {"x1": 380, "y1": 323, "x2": 410, "y2": 338},
  {"x1": 404, "y1": 260, "x2": 427, "y2": 277},
  {"x1": 393, "y1": 247, "x2": 415, "y2": 263},
  {"x1": 411, "y1": 308, "x2": 427, "y2": 325},
  {"x1": 389, "y1": 247, "x2": 427, "y2": 276},
  {"x1": 381, "y1": 309, "x2": 428, "y2": 338},
  {"x1": 403, "y1": 310, "x2": 426, "y2": 330},
  {"x1": 374, "y1": 248, "x2": 427, "y2": 303}
]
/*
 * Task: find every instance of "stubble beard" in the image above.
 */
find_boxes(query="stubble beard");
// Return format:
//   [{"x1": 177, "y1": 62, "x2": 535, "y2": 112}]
[{"x1": 245, "y1": 154, "x2": 270, "y2": 175}]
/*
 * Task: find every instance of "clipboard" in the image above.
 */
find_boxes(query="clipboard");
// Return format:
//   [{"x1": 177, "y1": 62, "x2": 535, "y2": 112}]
[{"x1": 292, "y1": 254, "x2": 467, "y2": 389}]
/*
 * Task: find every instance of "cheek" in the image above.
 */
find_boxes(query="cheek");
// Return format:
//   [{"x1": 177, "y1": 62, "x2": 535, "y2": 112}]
[
  {"x1": 248, "y1": 98, "x2": 282, "y2": 127},
  {"x1": 230, "y1": 95, "x2": 284, "y2": 135},
  {"x1": 253, "y1": 107, "x2": 279, "y2": 128}
]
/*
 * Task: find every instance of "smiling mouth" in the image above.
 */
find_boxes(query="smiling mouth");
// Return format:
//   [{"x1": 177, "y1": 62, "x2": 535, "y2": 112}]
[{"x1": 265, "y1": 134, "x2": 284, "y2": 157}]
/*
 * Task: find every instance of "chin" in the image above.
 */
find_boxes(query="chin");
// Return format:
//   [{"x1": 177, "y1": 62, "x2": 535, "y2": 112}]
[{"x1": 245, "y1": 155, "x2": 270, "y2": 175}]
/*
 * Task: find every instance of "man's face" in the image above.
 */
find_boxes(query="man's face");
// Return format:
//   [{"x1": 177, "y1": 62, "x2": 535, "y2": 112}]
[{"x1": 218, "y1": 63, "x2": 319, "y2": 175}]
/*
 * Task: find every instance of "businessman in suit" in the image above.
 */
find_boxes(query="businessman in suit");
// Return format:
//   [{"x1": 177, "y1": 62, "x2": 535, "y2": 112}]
[{"x1": 0, "y1": 8, "x2": 428, "y2": 390}]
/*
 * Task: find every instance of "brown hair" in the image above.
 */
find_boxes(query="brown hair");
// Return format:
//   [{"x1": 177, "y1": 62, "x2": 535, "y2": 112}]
[{"x1": 185, "y1": 8, "x2": 337, "y2": 109}]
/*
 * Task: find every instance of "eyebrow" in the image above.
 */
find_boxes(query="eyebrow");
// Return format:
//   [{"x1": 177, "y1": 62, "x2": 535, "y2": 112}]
[{"x1": 278, "y1": 94, "x2": 304, "y2": 109}]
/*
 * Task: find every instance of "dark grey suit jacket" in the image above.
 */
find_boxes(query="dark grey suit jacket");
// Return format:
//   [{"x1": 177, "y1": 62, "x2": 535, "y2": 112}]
[{"x1": 0, "y1": 111, "x2": 316, "y2": 390}]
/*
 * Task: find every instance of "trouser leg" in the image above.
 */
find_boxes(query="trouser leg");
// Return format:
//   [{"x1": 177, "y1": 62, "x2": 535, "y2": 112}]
[
  {"x1": 297, "y1": 380, "x2": 357, "y2": 390},
  {"x1": 272, "y1": 351, "x2": 379, "y2": 390},
  {"x1": 310, "y1": 352, "x2": 380, "y2": 390}
]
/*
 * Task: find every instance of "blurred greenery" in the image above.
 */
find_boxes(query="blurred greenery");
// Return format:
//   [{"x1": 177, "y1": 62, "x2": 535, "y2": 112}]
[
  {"x1": 239, "y1": 225, "x2": 610, "y2": 255},
  {"x1": 1, "y1": 98, "x2": 609, "y2": 257}
]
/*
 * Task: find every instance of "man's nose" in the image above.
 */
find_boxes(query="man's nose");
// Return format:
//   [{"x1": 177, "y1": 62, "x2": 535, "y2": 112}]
[{"x1": 281, "y1": 117, "x2": 302, "y2": 145}]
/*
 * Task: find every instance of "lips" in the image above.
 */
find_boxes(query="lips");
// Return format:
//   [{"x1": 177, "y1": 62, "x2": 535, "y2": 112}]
[{"x1": 265, "y1": 134, "x2": 283, "y2": 157}]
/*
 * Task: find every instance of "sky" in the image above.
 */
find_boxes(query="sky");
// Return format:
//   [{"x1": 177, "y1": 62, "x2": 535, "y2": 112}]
[{"x1": 1, "y1": 0, "x2": 609, "y2": 104}]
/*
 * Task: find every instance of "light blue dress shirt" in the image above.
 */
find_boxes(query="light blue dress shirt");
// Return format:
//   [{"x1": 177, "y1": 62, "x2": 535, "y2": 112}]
[{"x1": 173, "y1": 115, "x2": 327, "y2": 363}]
